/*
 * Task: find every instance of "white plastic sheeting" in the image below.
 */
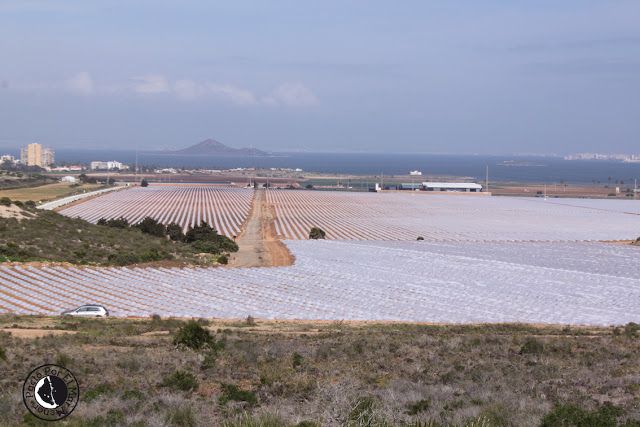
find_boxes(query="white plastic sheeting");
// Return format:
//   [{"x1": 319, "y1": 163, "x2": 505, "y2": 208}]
[
  {"x1": 58, "y1": 185, "x2": 253, "y2": 236},
  {"x1": 267, "y1": 190, "x2": 640, "y2": 241},
  {"x1": 38, "y1": 186, "x2": 123, "y2": 210},
  {"x1": 0, "y1": 240, "x2": 638, "y2": 325}
]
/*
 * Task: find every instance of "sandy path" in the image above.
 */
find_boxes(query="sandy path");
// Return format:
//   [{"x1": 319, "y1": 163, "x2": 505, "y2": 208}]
[{"x1": 229, "y1": 189, "x2": 294, "y2": 268}]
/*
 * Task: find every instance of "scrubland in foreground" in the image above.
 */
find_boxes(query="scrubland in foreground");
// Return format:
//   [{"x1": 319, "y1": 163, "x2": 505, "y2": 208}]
[{"x1": 1, "y1": 316, "x2": 639, "y2": 426}]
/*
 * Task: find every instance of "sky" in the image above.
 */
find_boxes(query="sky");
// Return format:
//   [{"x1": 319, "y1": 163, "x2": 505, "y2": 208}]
[{"x1": 0, "y1": 0, "x2": 639, "y2": 154}]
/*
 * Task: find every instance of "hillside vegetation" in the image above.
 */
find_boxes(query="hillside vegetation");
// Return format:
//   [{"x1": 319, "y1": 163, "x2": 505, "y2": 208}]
[
  {"x1": 0, "y1": 201, "x2": 236, "y2": 266},
  {"x1": 0, "y1": 317, "x2": 638, "y2": 426}
]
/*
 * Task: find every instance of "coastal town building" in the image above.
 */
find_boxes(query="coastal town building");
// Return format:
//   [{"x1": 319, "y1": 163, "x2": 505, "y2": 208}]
[
  {"x1": 20, "y1": 143, "x2": 55, "y2": 167},
  {"x1": 90, "y1": 160, "x2": 128, "y2": 170}
]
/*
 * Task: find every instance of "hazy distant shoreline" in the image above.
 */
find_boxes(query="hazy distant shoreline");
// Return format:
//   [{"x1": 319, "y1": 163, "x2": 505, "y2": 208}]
[{"x1": 3, "y1": 148, "x2": 640, "y2": 184}]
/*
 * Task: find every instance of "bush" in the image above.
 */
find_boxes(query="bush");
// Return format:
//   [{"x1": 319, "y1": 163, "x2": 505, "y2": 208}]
[
  {"x1": 406, "y1": 399, "x2": 430, "y2": 415},
  {"x1": 624, "y1": 322, "x2": 639, "y2": 338},
  {"x1": 186, "y1": 222, "x2": 239, "y2": 254},
  {"x1": 84, "y1": 383, "x2": 115, "y2": 402},
  {"x1": 348, "y1": 396, "x2": 378, "y2": 426},
  {"x1": 292, "y1": 352, "x2": 304, "y2": 369},
  {"x1": 166, "y1": 405, "x2": 196, "y2": 427},
  {"x1": 219, "y1": 383, "x2": 257, "y2": 406},
  {"x1": 0, "y1": 346, "x2": 6, "y2": 361},
  {"x1": 540, "y1": 402, "x2": 623, "y2": 427},
  {"x1": 217, "y1": 254, "x2": 229, "y2": 264},
  {"x1": 0, "y1": 197, "x2": 11, "y2": 206},
  {"x1": 159, "y1": 370, "x2": 199, "y2": 392},
  {"x1": 98, "y1": 216, "x2": 130, "y2": 228},
  {"x1": 309, "y1": 227, "x2": 326, "y2": 240},
  {"x1": 174, "y1": 320, "x2": 213, "y2": 350},
  {"x1": 108, "y1": 252, "x2": 140, "y2": 266},
  {"x1": 134, "y1": 216, "x2": 166, "y2": 237},
  {"x1": 167, "y1": 222, "x2": 185, "y2": 241},
  {"x1": 140, "y1": 178, "x2": 149, "y2": 187},
  {"x1": 520, "y1": 337, "x2": 544, "y2": 355}
]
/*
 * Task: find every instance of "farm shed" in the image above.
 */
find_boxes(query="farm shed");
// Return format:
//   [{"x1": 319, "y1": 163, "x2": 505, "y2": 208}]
[{"x1": 423, "y1": 182, "x2": 483, "y2": 192}]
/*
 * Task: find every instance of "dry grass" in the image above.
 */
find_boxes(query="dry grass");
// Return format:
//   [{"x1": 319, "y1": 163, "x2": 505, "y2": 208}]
[
  {"x1": 0, "y1": 182, "x2": 103, "y2": 202},
  {"x1": 1, "y1": 316, "x2": 638, "y2": 426}
]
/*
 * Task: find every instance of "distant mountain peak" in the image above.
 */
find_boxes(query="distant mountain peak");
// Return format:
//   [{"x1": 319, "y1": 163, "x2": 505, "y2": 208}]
[{"x1": 173, "y1": 139, "x2": 267, "y2": 156}]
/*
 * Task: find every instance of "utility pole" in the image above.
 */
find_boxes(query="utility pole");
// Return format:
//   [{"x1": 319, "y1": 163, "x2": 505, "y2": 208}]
[{"x1": 485, "y1": 165, "x2": 489, "y2": 193}]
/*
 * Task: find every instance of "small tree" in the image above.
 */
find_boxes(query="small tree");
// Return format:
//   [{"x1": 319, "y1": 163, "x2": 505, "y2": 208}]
[
  {"x1": 309, "y1": 227, "x2": 326, "y2": 240},
  {"x1": 134, "y1": 217, "x2": 166, "y2": 237},
  {"x1": 166, "y1": 223, "x2": 185, "y2": 241},
  {"x1": 140, "y1": 178, "x2": 149, "y2": 187},
  {"x1": 174, "y1": 320, "x2": 213, "y2": 350}
]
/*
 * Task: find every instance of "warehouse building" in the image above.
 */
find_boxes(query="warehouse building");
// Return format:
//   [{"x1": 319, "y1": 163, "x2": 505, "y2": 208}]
[{"x1": 423, "y1": 182, "x2": 483, "y2": 192}]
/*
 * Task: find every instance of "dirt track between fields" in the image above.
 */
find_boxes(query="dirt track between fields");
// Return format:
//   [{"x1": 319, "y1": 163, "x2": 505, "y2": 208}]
[{"x1": 229, "y1": 189, "x2": 294, "y2": 268}]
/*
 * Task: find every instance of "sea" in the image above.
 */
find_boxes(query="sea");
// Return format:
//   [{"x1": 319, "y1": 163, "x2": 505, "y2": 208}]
[{"x1": 9, "y1": 148, "x2": 640, "y2": 184}]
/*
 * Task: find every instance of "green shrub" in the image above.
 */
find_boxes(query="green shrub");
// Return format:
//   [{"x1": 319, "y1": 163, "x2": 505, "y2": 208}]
[
  {"x1": 624, "y1": 322, "x2": 639, "y2": 338},
  {"x1": 292, "y1": 352, "x2": 304, "y2": 369},
  {"x1": 159, "y1": 370, "x2": 199, "y2": 392},
  {"x1": 108, "y1": 252, "x2": 141, "y2": 266},
  {"x1": 122, "y1": 389, "x2": 144, "y2": 400},
  {"x1": 84, "y1": 383, "x2": 114, "y2": 402},
  {"x1": 0, "y1": 197, "x2": 11, "y2": 206},
  {"x1": 221, "y1": 414, "x2": 291, "y2": 427},
  {"x1": 134, "y1": 216, "x2": 167, "y2": 237},
  {"x1": 55, "y1": 352, "x2": 73, "y2": 367},
  {"x1": 348, "y1": 396, "x2": 378, "y2": 426},
  {"x1": 309, "y1": 227, "x2": 326, "y2": 240},
  {"x1": 166, "y1": 405, "x2": 196, "y2": 427},
  {"x1": 0, "y1": 346, "x2": 6, "y2": 361},
  {"x1": 217, "y1": 254, "x2": 229, "y2": 264},
  {"x1": 540, "y1": 402, "x2": 623, "y2": 427},
  {"x1": 167, "y1": 222, "x2": 185, "y2": 241},
  {"x1": 174, "y1": 320, "x2": 213, "y2": 350},
  {"x1": 84, "y1": 409, "x2": 125, "y2": 427},
  {"x1": 406, "y1": 399, "x2": 430, "y2": 415},
  {"x1": 520, "y1": 337, "x2": 544, "y2": 355},
  {"x1": 97, "y1": 216, "x2": 130, "y2": 228},
  {"x1": 219, "y1": 383, "x2": 258, "y2": 406}
]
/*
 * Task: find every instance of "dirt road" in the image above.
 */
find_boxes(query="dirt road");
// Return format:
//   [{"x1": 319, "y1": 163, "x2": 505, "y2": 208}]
[{"x1": 229, "y1": 189, "x2": 294, "y2": 268}]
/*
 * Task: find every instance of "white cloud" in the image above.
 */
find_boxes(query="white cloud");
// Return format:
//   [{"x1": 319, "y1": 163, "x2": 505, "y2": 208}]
[
  {"x1": 66, "y1": 72, "x2": 94, "y2": 95},
  {"x1": 173, "y1": 79, "x2": 205, "y2": 100},
  {"x1": 132, "y1": 75, "x2": 170, "y2": 94},
  {"x1": 264, "y1": 82, "x2": 318, "y2": 107},
  {"x1": 207, "y1": 83, "x2": 257, "y2": 105}
]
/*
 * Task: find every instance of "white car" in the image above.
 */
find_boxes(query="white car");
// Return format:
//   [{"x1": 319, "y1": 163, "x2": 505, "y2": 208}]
[{"x1": 61, "y1": 305, "x2": 109, "y2": 318}]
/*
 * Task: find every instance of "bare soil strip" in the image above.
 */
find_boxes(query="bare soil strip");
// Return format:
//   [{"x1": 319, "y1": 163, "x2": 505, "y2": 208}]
[
  {"x1": 229, "y1": 189, "x2": 294, "y2": 268},
  {"x1": 1, "y1": 328, "x2": 78, "y2": 338}
]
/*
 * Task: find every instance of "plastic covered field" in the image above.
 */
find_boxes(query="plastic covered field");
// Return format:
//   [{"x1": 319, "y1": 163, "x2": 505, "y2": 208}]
[
  {"x1": 267, "y1": 190, "x2": 640, "y2": 241},
  {"x1": 0, "y1": 241, "x2": 638, "y2": 325},
  {"x1": 58, "y1": 185, "x2": 253, "y2": 236}
]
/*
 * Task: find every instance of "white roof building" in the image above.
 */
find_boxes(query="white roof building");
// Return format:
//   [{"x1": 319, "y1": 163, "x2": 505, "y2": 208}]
[{"x1": 423, "y1": 182, "x2": 483, "y2": 192}]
